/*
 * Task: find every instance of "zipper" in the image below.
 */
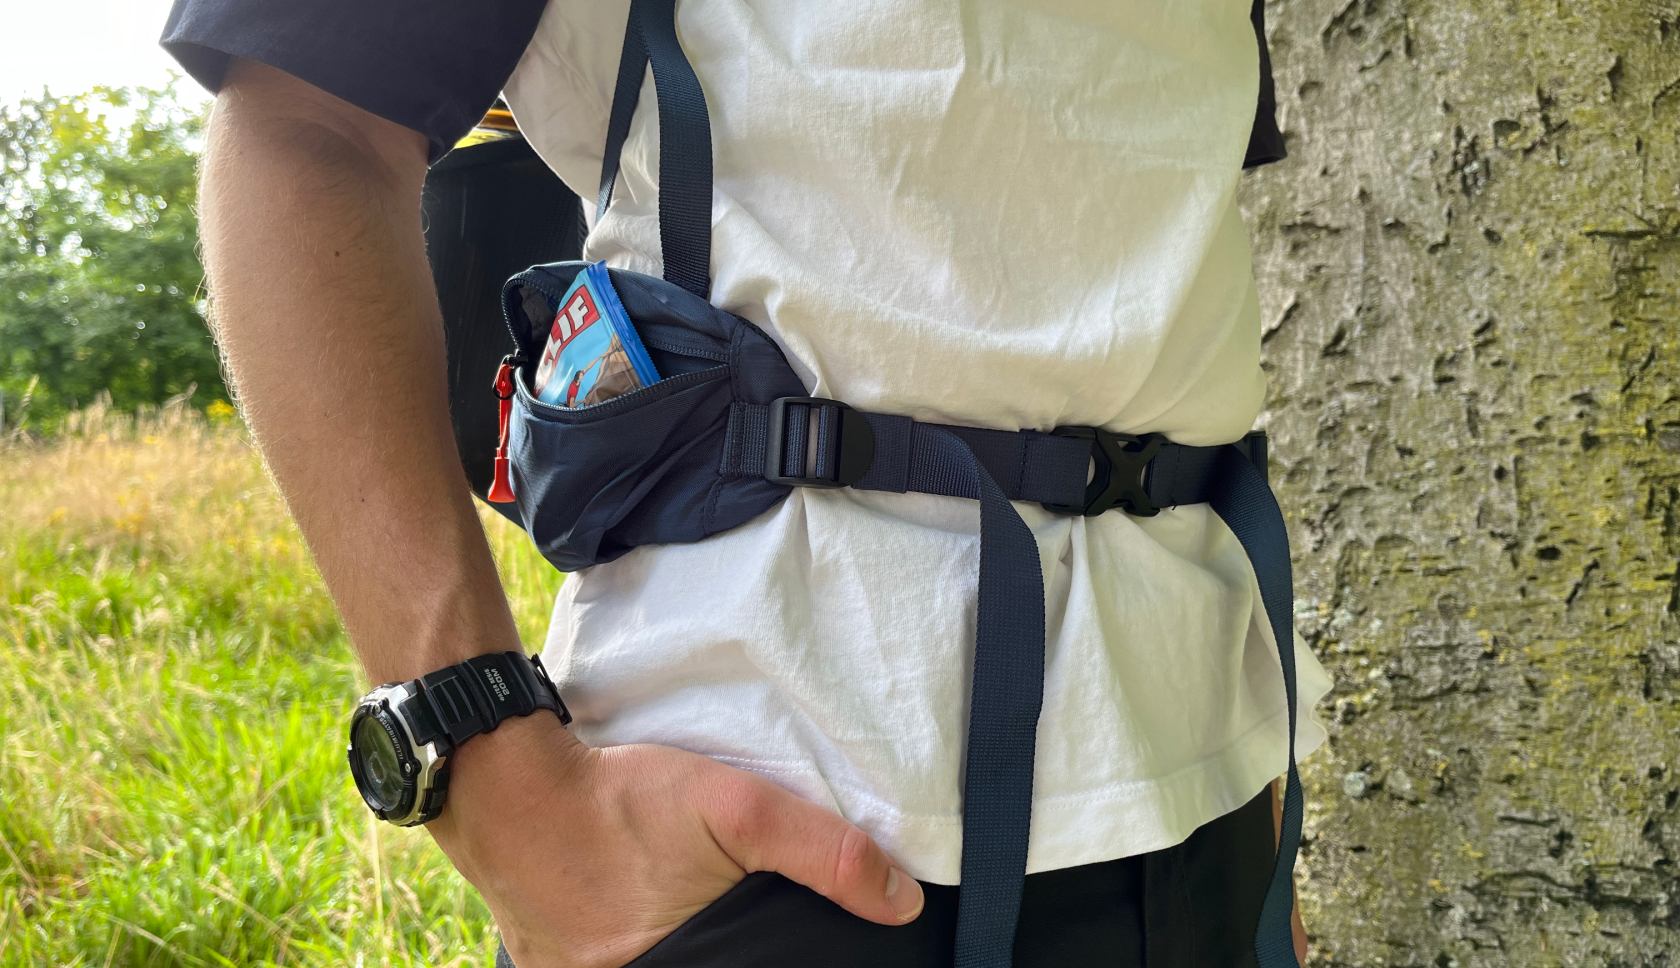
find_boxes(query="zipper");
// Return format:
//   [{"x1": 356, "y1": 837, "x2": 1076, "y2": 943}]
[
  {"x1": 500, "y1": 268, "x2": 567, "y2": 351},
  {"x1": 515, "y1": 364, "x2": 729, "y2": 421},
  {"x1": 492, "y1": 267, "x2": 569, "y2": 504},
  {"x1": 642, "y1": 335, "x2": 727, "y2": 363}
]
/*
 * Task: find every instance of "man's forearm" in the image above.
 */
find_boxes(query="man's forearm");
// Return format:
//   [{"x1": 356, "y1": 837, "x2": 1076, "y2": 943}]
[{"x1": 199, "y1": 60, "x2": 520, "y2": 684}]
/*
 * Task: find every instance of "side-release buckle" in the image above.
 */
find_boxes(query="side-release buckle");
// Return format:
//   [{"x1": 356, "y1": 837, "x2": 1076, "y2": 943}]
[
  {"x1": 1042, "y1": 427, "x2": 1165, "y2": 517},
  {"x1": 764, "y1": 397, "x2": 877, "y2": 489}
]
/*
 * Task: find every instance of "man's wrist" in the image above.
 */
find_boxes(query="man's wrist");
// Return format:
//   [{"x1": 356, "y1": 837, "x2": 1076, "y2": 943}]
[
  {"x1": 434, "y1": 711, "x2": 589, "y2": 815},
  {"x1": 352, "y1": 577, "x2": 527, "y2": 685},
  {"x1": 348, "y1": 653, "x2": 581, "y2": 827},
  {"x1": 361, "y1": 635, "x2": 520, "y2": 687},
  {"x1": 458, "y1": 708, "x2": 581, "y2": 763}
]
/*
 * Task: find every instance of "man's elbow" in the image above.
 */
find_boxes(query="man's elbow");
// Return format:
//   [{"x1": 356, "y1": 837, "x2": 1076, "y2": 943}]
[{"x1": 201, "y1": 57, "x2": 429, "y2": 220}]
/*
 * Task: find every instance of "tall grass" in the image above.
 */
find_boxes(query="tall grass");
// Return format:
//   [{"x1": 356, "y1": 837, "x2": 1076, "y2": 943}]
[{"x1": 0, "y1": 400, "x2": 560, "y2": 966}]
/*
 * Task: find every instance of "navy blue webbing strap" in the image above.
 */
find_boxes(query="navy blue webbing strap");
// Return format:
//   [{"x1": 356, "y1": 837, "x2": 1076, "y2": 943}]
[
  {"x1": 596, "y1": 2, "x2": 646, "y2": 221},
  {"x1": 913, "y1": 428, "x2": 1046, "y2": 968},
  {"x1": 597, "y1": 0, "x2": 713, "y2": 299},
  {"x1": 719, "y1": 402, "x2": 1271, "y2": 512},
  {"x1": 723, "y1": 402, "x2": 1303, "y2": 966},
  {"x1": 1208, "y1": 448, "x2": 1304, "y2": 968}
]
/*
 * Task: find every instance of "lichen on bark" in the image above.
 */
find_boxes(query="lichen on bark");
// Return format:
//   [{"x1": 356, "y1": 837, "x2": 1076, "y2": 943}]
[{"x1": 1240, "y1": 0, "x2": 1680, "y2": 964}]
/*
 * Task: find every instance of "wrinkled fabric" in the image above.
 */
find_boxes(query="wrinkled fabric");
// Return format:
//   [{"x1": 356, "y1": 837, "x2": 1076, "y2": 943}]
[{"x1": 505, "y1": 0, "x2": 1331, "y2": 885}]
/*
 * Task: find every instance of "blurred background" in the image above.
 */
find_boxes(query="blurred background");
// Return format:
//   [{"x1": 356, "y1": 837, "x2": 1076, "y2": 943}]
[
  {"x1": 2, "y1": 0, "x2": 1676, "y2": 966},
  {"x1": 1, "y1": 0, "x2": 213, "y2": 432}
]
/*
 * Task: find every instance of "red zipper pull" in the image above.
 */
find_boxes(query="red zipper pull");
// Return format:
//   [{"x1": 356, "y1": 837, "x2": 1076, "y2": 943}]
[{"x1": 487, "y1": 358, "x2": 520, "y2": 503}]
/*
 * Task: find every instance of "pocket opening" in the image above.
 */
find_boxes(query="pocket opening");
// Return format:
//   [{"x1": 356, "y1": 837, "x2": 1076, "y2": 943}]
[
  {"x1": 515, "y1": 364, "x2": 730, "y2": 424},
  {"x1": 509, "y1": 271, "x2": 729, "y2": 389}
]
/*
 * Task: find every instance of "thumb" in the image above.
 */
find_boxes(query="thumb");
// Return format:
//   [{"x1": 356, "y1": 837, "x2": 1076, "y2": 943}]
[{"x1": 702, "y1": 772, "x2": 925, "y2": 926}]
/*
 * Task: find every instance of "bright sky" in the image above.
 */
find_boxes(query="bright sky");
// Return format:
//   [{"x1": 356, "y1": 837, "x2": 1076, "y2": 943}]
[{"x1": 0, "y1": 0, "x2": 210, "y2": 107}]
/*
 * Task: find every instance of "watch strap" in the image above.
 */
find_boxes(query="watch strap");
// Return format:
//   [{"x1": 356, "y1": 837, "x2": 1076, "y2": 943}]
[{"x1": 409, "y1": 652, "x2": 571, "y2": 748}]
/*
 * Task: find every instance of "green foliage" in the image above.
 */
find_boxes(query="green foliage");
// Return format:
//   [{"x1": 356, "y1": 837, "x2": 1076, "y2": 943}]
[
  {"x1": 0, "y1": 82, "x2": 224, "y2": 433},
  {"x1": 0, "y1": 406, "x2": 561, "y2": 965}
]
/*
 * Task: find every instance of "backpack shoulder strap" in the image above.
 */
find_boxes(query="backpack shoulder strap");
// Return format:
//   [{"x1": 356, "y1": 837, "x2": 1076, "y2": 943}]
[{"x1": 597, "y1": 0, "x2": 713, "y2": 299}]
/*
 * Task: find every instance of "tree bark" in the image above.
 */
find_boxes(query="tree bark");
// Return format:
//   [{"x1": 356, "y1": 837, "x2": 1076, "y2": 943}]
[{"x1": 1240, "y1": 1, "x2": 1680, "y2": 963}]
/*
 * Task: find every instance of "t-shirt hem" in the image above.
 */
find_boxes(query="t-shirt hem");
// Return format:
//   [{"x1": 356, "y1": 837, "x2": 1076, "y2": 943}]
[
  {"x1": 728, "y1": 675, "x2": 1329, "y2": 886},
  {"x1": 883, "y1": 702, "x2": 1324, "y2": 884}
]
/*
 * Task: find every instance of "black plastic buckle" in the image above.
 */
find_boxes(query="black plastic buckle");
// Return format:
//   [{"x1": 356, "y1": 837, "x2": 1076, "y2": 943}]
[
  {"x1": 1042, "y1": 427, "x2": 1165, "y2": 517},
  {"x1": 764, "y1": 397, "x2": 877, "y2": 489}
]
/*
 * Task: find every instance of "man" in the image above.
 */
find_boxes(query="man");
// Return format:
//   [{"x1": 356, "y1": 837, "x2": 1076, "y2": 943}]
[{"x1": 162, "y1": 0, "x2": 1330, "y2": 965}]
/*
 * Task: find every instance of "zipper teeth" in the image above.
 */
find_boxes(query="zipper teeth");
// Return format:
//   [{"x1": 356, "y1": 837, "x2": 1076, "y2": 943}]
[
  {"x1": 516, "y1": 364, "x2": 728, "y2": 419},
  {"x1": 501, "y1": 275, "x2": 531, "y2": 349},
  {"x1": 503, "y1": 269, "x2": 577, "y2": 350},
  {"x1": 642, "y1": 337, "x2": 727, "y2": 362}
]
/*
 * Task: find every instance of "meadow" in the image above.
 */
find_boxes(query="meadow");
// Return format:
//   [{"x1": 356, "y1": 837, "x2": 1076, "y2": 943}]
[{"x1": 0, "y1": 402, "x2": 559, "y2": 966}]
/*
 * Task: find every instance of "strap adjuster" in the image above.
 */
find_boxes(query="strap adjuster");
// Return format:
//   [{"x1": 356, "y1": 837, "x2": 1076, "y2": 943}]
[
  {"x1": 1041, "y1": 427, "x2": 1165, "y2": 517},
  {"x1": 764, "y1": 397, "x2": 877, "y2": 488}
]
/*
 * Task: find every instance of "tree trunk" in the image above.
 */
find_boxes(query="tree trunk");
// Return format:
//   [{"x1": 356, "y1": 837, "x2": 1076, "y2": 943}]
[{"x1": 1240, "y1": 1, "x2": 1680, "y2": 964}]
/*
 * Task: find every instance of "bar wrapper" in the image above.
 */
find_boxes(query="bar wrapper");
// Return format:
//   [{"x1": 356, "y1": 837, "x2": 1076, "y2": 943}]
[{"x1": 531, "y1": 262, "x2": 661, "y2": 408}]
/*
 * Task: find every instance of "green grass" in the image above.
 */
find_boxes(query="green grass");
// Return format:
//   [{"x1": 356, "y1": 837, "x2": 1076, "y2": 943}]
[{"x1": 0, "y1": 402, "x2": 561, "y2": 966}]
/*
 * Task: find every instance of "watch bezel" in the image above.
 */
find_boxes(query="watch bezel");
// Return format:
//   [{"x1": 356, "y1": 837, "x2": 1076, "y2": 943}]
[{"x1": 348, "y1": 682, "x2": 449, "y2": 827}]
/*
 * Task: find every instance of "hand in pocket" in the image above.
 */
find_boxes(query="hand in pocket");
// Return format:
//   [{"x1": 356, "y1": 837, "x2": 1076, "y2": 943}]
[{"x1": 427, "y1": 716, "x2": 926, "y2": 968}]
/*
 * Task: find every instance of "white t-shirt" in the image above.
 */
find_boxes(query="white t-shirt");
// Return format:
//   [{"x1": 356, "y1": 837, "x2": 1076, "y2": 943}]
[{"x1": 504, "y1": 0, "x2": 1331, "y2": 884}]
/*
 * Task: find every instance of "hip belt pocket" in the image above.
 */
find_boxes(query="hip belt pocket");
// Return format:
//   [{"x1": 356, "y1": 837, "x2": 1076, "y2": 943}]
[{"x1": 498, "y1": 261, "x2": 806, "y2": 572}]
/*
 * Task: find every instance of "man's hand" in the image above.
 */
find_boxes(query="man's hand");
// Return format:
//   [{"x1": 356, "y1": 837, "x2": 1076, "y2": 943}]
[
  {"x1": 198, "y1": 59, "x2": 922, "y2": 967},
  {"x1": 435, "y1": 717, "x2": 924, "y2": 968}
]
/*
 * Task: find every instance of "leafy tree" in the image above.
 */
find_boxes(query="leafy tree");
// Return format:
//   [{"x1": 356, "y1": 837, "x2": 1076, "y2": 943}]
[{"x1": 1, "y1": 82, "x2": 224, "y2": 432}]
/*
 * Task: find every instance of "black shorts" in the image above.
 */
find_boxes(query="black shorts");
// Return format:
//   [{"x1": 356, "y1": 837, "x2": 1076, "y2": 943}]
[{"x1": 497, "y1": 786, "x2": 1275, "y2": 968}]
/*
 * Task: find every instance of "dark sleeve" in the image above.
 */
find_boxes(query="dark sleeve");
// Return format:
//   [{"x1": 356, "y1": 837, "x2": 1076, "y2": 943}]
[
  {"x1": 1242, "y1": 0, "x2": 1287, "y2": 169},
  {"x1": 160, "y1": 0, "x2": 552, "y2": 162}
]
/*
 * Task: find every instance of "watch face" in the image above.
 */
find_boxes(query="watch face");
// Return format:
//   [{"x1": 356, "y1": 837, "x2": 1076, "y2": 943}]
[
  {"x1": 348, "y1": 683, "x2": 455, "y2": 827},
  {"x1": 350, "y1": 709, "x2": 409, "y2": 814}
]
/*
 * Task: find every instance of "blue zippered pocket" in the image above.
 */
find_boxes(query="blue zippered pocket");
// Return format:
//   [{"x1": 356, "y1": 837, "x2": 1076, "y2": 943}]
[{"x1": 496, "y1": 262, "x2": 806, "y2": 571}]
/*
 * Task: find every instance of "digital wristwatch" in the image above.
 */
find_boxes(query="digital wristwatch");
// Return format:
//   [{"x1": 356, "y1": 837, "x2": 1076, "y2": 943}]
[{"x1": 347, "y1": 651, "x2": 570, "y2": 826}]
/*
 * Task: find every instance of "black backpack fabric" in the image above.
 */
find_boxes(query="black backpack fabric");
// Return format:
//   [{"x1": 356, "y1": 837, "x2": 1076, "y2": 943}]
[{"x1": 421, "y1": 135, "x2": 581, "y2": 505}]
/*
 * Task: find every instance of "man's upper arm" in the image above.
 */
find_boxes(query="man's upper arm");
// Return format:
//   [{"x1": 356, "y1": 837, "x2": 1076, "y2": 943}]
[{"x1": 161, "y1": 0, "x2": 552, "y2": 161}]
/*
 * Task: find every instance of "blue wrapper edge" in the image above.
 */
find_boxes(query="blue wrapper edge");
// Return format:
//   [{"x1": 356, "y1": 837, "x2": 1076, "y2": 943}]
[{"x1": 586, "y1": 262, "x2": 661, "y2": 388}]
